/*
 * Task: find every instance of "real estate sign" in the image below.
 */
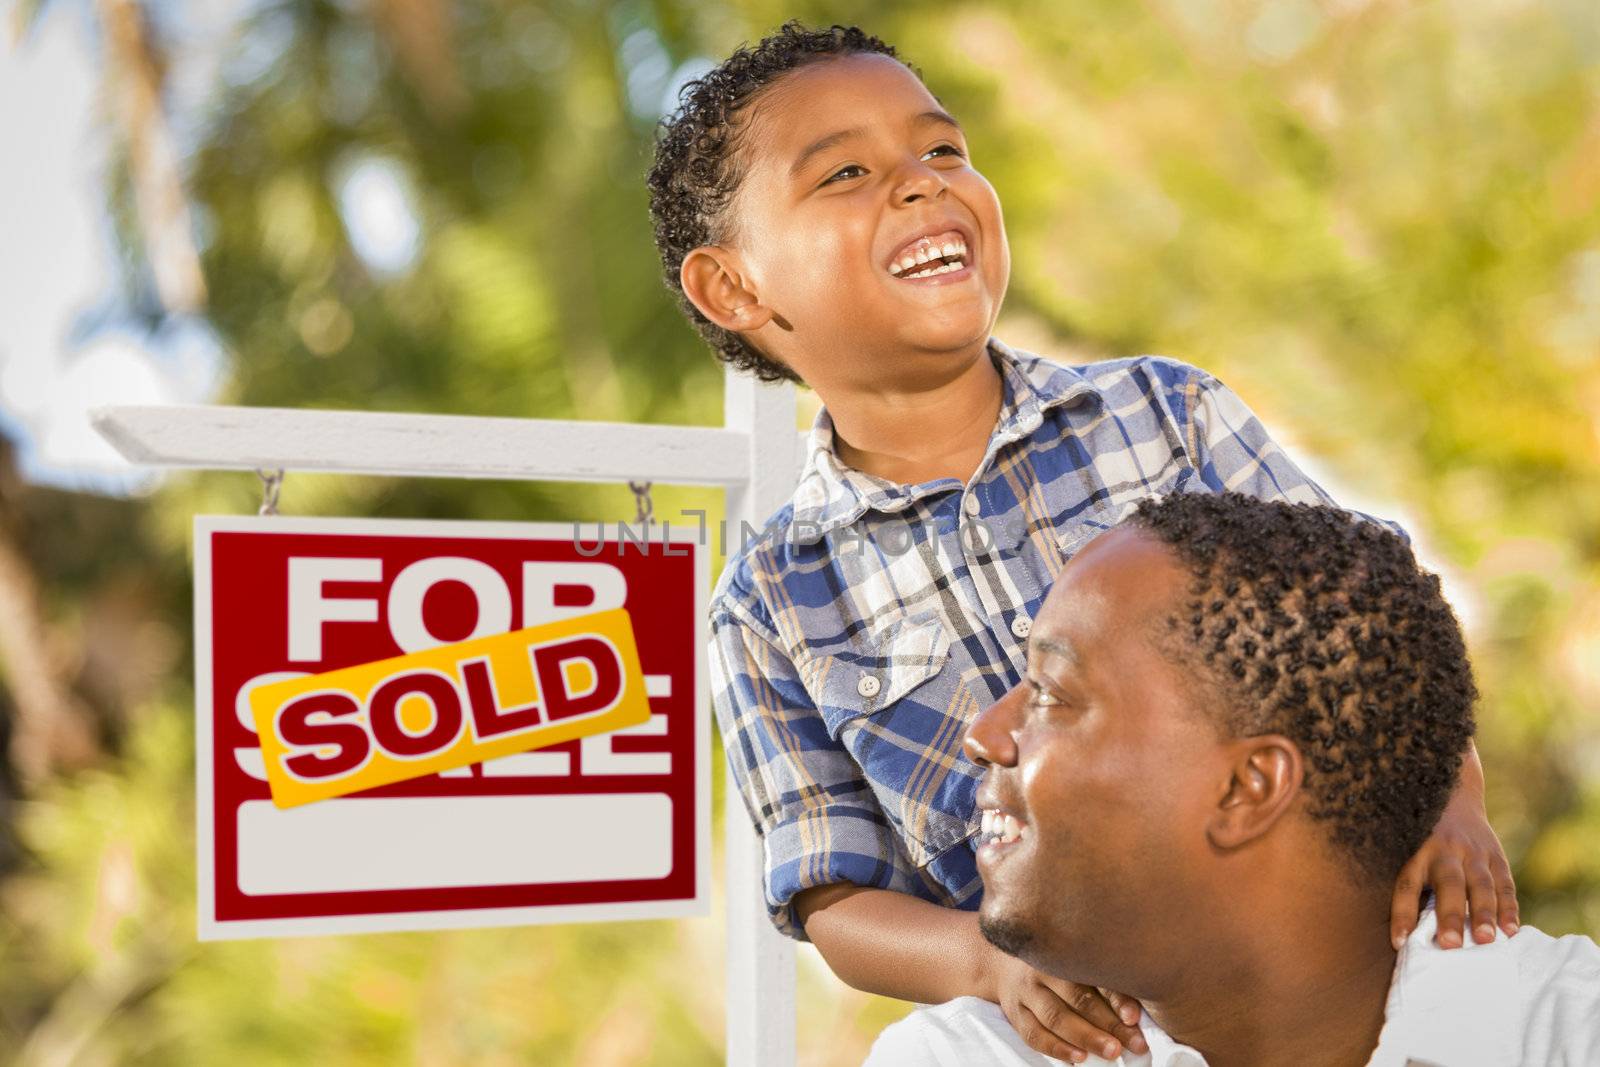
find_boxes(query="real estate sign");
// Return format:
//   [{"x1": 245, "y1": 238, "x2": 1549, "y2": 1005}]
[{"x1": 194, "y1": 516, "x2": 706, "y2": 939}]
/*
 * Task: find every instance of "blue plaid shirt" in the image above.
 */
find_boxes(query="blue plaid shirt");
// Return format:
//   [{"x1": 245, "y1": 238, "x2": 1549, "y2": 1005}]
[{"x1": 708, "y1": 337, "x2": 1399, "y2": 940}]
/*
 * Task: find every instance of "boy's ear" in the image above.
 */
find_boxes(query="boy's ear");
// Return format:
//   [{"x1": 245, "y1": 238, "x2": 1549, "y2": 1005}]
[
  {"x1": 1205, "y1": 735, "x2": 1303, "y2": 852},
  {"x1": 680, "y1": 246, "x2": 776, "y2": 334}
]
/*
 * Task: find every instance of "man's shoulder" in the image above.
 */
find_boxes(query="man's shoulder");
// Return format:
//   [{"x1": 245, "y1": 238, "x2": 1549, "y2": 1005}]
[
  {"x1": 865, "y1": 996, "x2": 1161, "y2": 1066},
  {"x1": 1469, "y1": 922, "x2": 1600, "y2": 1061},
  {"x1": 1507, "y1": 923, "x2": 1600, "y2": 1027},
  {"x1": 1380, "y1": 914, "x2": 1600, "y2": 1065},
  {"x1": 863, "y1": 997, "x2": 1071, "y2": 1067}
]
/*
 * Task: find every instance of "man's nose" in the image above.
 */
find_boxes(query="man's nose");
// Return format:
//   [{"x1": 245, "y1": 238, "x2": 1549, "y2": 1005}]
[{"x1": 963, "y1": 684, "x2": 1022, "y2": 768}]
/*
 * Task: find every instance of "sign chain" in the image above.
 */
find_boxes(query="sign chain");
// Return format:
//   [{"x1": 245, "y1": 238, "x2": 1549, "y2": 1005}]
[
  {"x1": 257, "y1": 468, "x2": 284, "y2": 516},
  {"x1": 628, "y1": 479, "x2": 653, "y2": 525}
]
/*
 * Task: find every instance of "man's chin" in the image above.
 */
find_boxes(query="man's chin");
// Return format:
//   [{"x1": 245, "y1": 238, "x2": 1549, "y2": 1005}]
[{"x1": 978, "y1": 910, "x2": 1036, "y2": 959}]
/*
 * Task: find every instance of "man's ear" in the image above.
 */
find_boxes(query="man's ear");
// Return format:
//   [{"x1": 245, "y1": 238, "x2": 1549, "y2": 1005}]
[
  {"x1": 680, "y1": 247, "x2": 775, "y2": 334},
  {"x1": 1206, "y1": 736, "x2": 1303, "y2": 852}
]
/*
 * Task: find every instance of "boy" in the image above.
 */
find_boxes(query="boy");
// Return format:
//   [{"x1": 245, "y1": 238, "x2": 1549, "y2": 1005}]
[{"x1": 647, "y1": 21, "x2": 1516, "y2": 1064}]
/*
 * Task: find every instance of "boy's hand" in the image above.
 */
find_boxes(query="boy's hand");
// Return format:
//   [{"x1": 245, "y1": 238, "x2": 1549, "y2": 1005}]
[
  {"x1": 1390, "y1": 782, "x2": 1518, "y2": 950},
  {"x1": 982, "y1": 945, "x2": 1147, "y2": 1063}
]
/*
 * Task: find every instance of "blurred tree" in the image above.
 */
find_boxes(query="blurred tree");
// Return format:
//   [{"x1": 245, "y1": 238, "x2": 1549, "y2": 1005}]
[
  {"x1": 0, "y1": 441, "x2": 103, "y2": 789},
  {"x1": 1, "y1": 0, "x2": 1598, "y2": 1063}
]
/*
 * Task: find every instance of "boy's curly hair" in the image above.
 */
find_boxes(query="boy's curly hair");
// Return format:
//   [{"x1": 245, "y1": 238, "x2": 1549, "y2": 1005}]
[
  {"x1": 1127, "y1": 492, "x2": 1478, "y2": 883},
  {"x1": 646, "y1": 21, "x2": 909, "y2": 384}
]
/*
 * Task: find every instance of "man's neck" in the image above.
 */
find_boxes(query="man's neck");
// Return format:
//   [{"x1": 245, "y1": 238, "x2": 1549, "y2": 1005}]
[
  {"x1": 1143, "y1": 892, "x2": 1398, "y2": 1067},
  {"x1": 823, "y1": 343, "x2": 1003, "y2": 487}
]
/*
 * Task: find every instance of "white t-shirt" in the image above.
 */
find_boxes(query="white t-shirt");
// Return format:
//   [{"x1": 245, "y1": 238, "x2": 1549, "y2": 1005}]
[{"x1": 863, "y1": 909, "x2": 1600, "y2": 1067}]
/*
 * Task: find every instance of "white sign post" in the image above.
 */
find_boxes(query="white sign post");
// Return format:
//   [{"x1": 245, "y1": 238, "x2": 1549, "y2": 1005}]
[{"x1": 93, "y1": 367, "x2": 803, "y2": 1067}]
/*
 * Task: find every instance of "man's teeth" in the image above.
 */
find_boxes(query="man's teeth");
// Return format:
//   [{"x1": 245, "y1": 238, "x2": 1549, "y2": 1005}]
[{"x1": 980, "y1": 808, "x2": 1025, "y2": 844}]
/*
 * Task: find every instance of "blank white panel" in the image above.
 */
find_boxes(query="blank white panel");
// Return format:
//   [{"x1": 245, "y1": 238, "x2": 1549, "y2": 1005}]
[{"x1": 237, "y1": 793, "x2": 672, "y2": 895}]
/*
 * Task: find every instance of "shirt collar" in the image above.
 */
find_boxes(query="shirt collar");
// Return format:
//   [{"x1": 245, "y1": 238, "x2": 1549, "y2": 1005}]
[
  {"x1": 1135, "y1": 1017, "x2": 1210, "y2": 1067},
  {"x1": 790, "y1": 336, "x2": 1101, "y2": 538}
]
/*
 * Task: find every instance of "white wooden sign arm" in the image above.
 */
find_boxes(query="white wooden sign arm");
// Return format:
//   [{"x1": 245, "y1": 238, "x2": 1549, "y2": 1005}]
[{"x1": 91, "y1": 404, "x2": 756, "y2": 486}]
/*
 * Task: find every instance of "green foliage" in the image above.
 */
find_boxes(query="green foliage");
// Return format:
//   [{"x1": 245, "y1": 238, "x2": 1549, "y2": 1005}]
[{"x1": 5, "y1": 0, "x2": 1599, "y2": 1062}]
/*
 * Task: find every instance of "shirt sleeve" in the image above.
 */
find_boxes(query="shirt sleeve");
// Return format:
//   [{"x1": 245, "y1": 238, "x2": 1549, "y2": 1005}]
[
  {"x1": 708, "y1": 580, "x2": 922, "y2": 942},
  {"x1": 1187, "y1": 369, "x2": 1411, "y2": 545}
]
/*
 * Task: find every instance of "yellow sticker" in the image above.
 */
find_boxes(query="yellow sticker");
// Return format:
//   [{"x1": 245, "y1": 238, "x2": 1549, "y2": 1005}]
[{"x1": 251, "y1": 608, "x2": 649, "y2": 808}]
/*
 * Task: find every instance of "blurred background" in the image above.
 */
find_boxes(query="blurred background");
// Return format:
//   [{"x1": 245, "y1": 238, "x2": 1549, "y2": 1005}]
[{"x1": 1, "y1": 0, "x2": 1598, "y2": 1062}]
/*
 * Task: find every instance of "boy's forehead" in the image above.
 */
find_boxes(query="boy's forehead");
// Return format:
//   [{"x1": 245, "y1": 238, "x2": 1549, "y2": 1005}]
[{"x1": 743, "y1": 53, "x2": 949, "y2": 164}]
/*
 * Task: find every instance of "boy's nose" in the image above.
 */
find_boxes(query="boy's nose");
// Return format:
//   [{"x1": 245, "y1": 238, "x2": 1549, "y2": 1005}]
[
  {"x1": 892, "y1": 160, "x2": 949, "y2": 205},
  {"x1": 963, "y1": 684, "x2": 1023, "y2": 768}
]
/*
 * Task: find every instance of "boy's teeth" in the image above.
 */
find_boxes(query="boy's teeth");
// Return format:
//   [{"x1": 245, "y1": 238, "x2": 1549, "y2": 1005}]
[
  {"x1": 1002, "y1": 814, "x2": 1022, "y2": 843},
  {"x1": 904, "y1": 259, "x2": 964, "y2": 279},
  {"x1": 889, "y1": 236, "x2": 969, "y2": 277}
]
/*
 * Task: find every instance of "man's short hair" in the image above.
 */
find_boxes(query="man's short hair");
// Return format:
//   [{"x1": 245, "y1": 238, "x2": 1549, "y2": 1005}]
[{"x1": 1126, "y1": 492, "x2": 1478, "y2": 881}]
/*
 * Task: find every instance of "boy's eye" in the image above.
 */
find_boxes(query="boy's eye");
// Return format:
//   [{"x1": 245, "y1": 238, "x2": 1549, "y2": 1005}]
[{"x1": 820, "y1": 144, "x2": 966, "y2": 185}]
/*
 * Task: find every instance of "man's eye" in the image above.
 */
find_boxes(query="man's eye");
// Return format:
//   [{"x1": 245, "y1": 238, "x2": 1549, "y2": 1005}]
[{"x1": 1027, "y1": 678, "x2": 1063, "y2": 707}]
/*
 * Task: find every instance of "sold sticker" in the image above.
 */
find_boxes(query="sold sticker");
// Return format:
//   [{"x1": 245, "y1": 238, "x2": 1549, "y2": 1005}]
[{"x1": 250, "y1": 607, "x2": 648, "y2": 808}]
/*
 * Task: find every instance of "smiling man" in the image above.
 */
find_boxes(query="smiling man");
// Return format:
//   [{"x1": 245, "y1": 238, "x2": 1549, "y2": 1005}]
[{"x1": 865, "y1": 492, "x2": 1600, "y2": 1067}]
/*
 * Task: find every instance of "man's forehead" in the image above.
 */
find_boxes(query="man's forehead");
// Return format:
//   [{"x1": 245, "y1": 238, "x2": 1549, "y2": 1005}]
[{"x1": 1034, "y1": 526, "x2": 1190, "y2": 651}]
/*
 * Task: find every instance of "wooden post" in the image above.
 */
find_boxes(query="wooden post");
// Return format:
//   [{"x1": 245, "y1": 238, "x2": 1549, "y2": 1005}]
[{"x1": 721, "y1": 372, "x2": 800, "y2": 1067}]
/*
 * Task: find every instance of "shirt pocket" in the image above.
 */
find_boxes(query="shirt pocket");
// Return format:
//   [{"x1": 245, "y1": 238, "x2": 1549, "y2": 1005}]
[
  {"x1": 809, "y1": 613, "x2": 951, "y2": 734},
  {"x1": 806, "y1": 614, "x2": 975, "y2": 868}
]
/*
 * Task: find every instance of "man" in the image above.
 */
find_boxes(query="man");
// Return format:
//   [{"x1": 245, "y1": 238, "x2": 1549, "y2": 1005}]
[{"x1": 866, "y1": 492, "x2": 1600, "y2": 1066}]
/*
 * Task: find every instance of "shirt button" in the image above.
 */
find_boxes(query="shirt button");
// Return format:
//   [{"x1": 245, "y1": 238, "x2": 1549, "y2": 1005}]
[
  {"x1": 1011, "y1": 615, "x2": 1032, "y2": 639},
  {"x1": 857, "y1": 675, "x2": 881, "y2": 698},
  {"x1": 963, "y1": 493, "x2": 982, "y2": 516}
]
